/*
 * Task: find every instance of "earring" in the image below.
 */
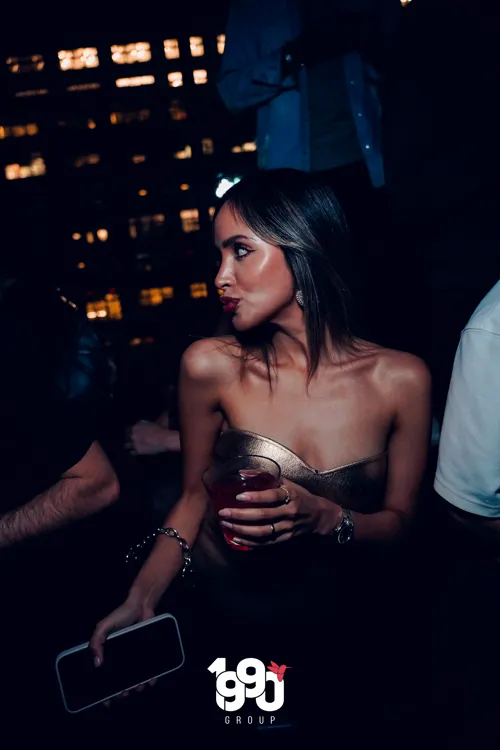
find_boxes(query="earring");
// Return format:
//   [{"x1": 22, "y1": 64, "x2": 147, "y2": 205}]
[{"x1": 295, "y1": 289, "x2": 304, "y2": 308}]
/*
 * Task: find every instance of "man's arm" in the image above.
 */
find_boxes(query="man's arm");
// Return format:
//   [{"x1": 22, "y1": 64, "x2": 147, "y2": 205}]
[
  {"x1": 435, "y1": 328, "x2": 500, "y2": 541},
  {"x1": 0, "y1": 441, "x2": 119, "y2": 550},
  {"x1": 218, "y1": 1, "x2": 296, "y2": 114}
]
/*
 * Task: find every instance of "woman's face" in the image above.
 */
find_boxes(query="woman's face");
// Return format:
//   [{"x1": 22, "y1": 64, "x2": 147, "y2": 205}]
[{"x1": 214, "y1": 203, "x2": 297, "y2": 331}]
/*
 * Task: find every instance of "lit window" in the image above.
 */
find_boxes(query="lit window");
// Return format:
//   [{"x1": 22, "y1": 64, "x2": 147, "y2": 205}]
[
  {"x1": 111, "y1": 42, "x2": 151, "y2": 65},
  {"x1": 180, "y1": 183, "x2": 190, "y2": 191},
  {"x1": 169, "y1": 100, "x2": 187, "y2": 120},
  {"x1": 15, "y1": 89, "x2": 48, "y2": 97},
  {"x1": 202, "y1": 138, "x2": 214, "y2": 155},
  {"x1": 208, "y1": 207, "x2": 216, "y2": 218},
  {"x1": 132, "y1": 154, "x2": 147, "y2": 164},
  {"x1": 58, "y1": 48, "x2": 99, "y2": 71},
  {"x1": 72, "y1": 233, "x2": 82, "y2": 240},
  {"x1": 6, "y1": 54, "x2": 44, "y2": 73},
  {"x1": 138, "y1": 189, "x2": 148, "y2": 197},
  {"x1": 190, "y1": 282, "x2": 208, "y2": 299},
  {"x1": 73, "y1": 154, "x2": 100, "y2": 168},
  {"x1": 67, "y1": 83, "x2": 101, "y2": 92},
  {"x1": 116, "y1": 75, "x2": 155, "y2": 88},
  {"x1": 141, "y1": 288, "x2": 162, "y2": 306},
  {"x1": 0, "y1": 123, "x2": 39, "y2": 139},
  {"x1": 96, "y1": 228, "x2": 108, "y2": 242},
  {"x1": 105, "y1": 293, "x2": 122, "y2": 319},
  {"x1": 110, "y1": 109, "x2": 150, "y2": 125},
  {"x1": 164, "y1": 39, "x2": 180, "y2": 60},
  {"x1": 77, "y1": 262, "x2": 86, "y2": 269},
  {"x1": 217, "y1": 35, "x2": 226, "y2": 54},
  {"x1": 87, "y1": 119, "x2": 97, "y2": 129},
  {"x1": 86, "y1": 232, "x2": 95, "y2": 244},
  {"x1": 141, "y1": 214, "x2": 164, "y2": 229},
  {"x1": 168, "y1": 72, "x2": 183, "y2": 88},
  {"x1": 129, "y1": 214, "x2": 165, "y2": 238},
  {"x1": 190, "y1": 36, "x2": 205, "y2": 57},
  {"x1": 5, "y1": 155, "x2": 46, "y2": 180},
  {"x1": 193, "y1": 69, "x2": 207, "y2": 85},
  {"x1": 180, "y1": 209, "x2": 200, "y2": 233},
  {"x1": 139, "y1": 287, "x2": 173, "y2": 306},
  {"x1": 174, "y1": 145, "x2": 192, "y2": 160},
  {"x1": 232, "y1": 141, "x2": 257, "y2": 153},
  {"x1": 87, "y1": 293, "x2": 122, "y2": 321}
]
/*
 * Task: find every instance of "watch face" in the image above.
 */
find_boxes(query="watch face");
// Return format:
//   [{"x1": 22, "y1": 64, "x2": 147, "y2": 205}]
[{"x1": 338, "y1": 523, "x2": 353, "y2": 544}]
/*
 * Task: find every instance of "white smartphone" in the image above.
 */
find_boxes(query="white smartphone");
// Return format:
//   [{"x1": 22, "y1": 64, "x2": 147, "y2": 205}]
[{"x1": 55, "y1": 613, "x2": 185, "y2": 713}]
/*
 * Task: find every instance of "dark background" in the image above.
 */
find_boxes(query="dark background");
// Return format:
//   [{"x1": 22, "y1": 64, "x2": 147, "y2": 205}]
[{"x1": 0, "y1": 11, "x2": 255, "y2": 430}]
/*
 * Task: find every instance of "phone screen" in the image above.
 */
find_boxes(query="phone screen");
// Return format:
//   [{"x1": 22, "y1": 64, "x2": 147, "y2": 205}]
[{"x1": 56, "y1": 614, "x2": 185, "y2": 713}]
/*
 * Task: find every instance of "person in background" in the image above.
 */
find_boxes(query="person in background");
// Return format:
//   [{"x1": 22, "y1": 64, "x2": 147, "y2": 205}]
[
  {"x1": 382, "y1": 0, "x2": 500, "y2": 417},
  {"x1": 125, "y1": 385, "x2": 182, "y2": 523},
  {"x1": 218, "y1": 0, "x2": 388, "y2": 183},
  {"x1": 0, "y1": 273, "x2": 119, "y2": 545},
  {"x1": 218, "y1": 0, "x2": 400, "y2": 343},
  {"x1": 0, "y1": 272, "x2": 119, "y2": 736},
  {"x1": 432, "y1": 279, "x2": 500, "y2": 749},
  {"x1": 125, "y1": 414, "x2": 180, "y2": 457}
]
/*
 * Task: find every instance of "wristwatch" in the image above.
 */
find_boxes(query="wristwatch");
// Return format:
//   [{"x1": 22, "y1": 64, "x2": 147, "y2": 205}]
[{"x1": 332, "y1": 507, "x2": 354, "y2": 545}]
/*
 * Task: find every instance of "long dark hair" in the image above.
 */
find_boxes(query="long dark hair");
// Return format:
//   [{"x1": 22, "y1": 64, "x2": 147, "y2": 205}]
[{"x1": 213, "y1": 169, "x2": 358, "y2": 384}]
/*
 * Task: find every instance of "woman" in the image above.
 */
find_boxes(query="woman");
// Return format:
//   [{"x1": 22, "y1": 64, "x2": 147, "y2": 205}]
[{"x1": 90, "y1": 169, "x2": 430, "y2": 734}]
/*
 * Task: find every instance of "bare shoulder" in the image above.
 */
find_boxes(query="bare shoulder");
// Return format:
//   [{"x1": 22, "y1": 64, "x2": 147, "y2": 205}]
[
  {"x1": 371, "y1": 346, "x2": 431, "y2": 398},
  {"x1": 180, "y1": 336, "x2": 242, "y2": 384}
]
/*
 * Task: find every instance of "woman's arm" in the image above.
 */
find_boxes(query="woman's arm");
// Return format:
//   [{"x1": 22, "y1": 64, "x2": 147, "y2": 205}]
[
  {"x1": 218, "y1": 353, "x2": 431, "y2": 546},
  {"x1": 327, "y1": 353, "x2": 432, "y2": 542},
  {"x1": 127, "y1": 339, "x2": 226, "y2": 610}
]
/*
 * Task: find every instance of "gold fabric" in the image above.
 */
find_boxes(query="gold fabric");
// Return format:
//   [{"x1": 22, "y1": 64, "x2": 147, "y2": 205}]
[
  {"x1": 214, "y1": 428, "x2": 388, "y2": 512},
  {"x1": 192, "y1": 429, "x2": 388, "y2": 625}
]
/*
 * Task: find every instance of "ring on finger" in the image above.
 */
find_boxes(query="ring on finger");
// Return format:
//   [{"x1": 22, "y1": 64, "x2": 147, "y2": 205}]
[
  {"x1": 270, "y1": 522, "x2": 276, "y2": 538},
  {"x1": 281, "y1": 487, "x2": 291, "y2": 505}
]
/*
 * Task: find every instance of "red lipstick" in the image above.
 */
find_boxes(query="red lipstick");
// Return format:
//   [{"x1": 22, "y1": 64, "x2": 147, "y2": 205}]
[{"x1": 220, "y1": 296, "x2": 240, "y2": 313}]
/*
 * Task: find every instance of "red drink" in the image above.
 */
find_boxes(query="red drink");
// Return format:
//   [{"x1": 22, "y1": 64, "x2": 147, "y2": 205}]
[{"x1": 203, "y1": 457, "x2": 281, "y2": 552}]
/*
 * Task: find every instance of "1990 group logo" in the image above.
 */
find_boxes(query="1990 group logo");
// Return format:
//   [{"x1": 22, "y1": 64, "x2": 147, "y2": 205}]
[{"x1": 208, "y1": 658, "x2": 290, "y2": 712}]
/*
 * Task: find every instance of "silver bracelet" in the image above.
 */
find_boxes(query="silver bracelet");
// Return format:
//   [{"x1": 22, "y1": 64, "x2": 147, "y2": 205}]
[{"x1": 125, "y1": 527, "x2": 193, "y2": 579}]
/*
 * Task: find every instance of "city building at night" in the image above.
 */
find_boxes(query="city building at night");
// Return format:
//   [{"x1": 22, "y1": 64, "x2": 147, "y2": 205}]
[{"x1": 0, "y1": 25, "x2": 256, "y2": 384}]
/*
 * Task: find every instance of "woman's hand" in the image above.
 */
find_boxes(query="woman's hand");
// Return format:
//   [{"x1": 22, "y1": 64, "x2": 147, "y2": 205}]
[
  {"x1": 89, "y1": 596, "x2": 157, "y2": 704},
  {"x1": 218, "y1": 479, "x2": 342, "y2": 546}
]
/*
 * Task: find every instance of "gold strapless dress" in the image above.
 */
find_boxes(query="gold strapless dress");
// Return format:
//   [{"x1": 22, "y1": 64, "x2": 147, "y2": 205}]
[{"x1": 192, "y1": 429, "x2": 388, "y2": 627}]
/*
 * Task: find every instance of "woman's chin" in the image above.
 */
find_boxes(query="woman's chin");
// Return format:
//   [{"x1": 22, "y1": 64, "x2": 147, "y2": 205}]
[
  {"x1": 231, "y1": 315, "x2": 247, "y2": 331},
  {"x1": 231, "y1": 313, "x2": 254, "y2": 332}
]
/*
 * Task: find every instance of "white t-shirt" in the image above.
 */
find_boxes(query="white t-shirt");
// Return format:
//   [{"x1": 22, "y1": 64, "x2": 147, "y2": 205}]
[{"x1": 434, "y1": 280, "x2": 500, "y2": 517}]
